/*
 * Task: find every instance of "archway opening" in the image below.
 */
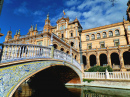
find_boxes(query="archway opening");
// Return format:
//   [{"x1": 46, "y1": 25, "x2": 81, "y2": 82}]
[
  {"x1": 60, "y1": 48, "x2": 64, "y2": 51},
  {"x1": 13, "y1": 65, "x2": 81, "y2": 97},
  {"x1": 53, "y1": 44, "x2": 58, "y2": 49},
  {"x1": 100, "y1": 54, "x2": 107, "y2": 66},
  {"x1": 75, "y1": 55, "x2": 77, "y2": 60},
  {"x1": 71, "y1": 42, "x2": 74, "y2": 47},
  {"x1": 123, "y1": 51, "x2": 130, "y2": 65},
  {"x1": 66, "y1": 51, "x2": 69, "y2": 54},
  {"x1": 111, "y1": 53, "x2": 120, "y2": 66},
  {"x1": 90, "y1": 55, "x2": 96, "y2": 67},
  {"x1": 82, "y1": 55, "x2": 87, "y2": 68}
]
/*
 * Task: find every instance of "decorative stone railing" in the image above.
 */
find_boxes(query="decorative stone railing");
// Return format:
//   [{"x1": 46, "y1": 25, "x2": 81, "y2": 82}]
[
  {"x1": 84, "y1": 71, "x2": 130, "y2": 80},
  {"x1": 0, "y1": 43, "x2": 81, "y2": 70}
]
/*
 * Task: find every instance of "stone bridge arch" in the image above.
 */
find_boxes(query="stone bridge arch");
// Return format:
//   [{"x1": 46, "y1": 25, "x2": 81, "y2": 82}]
[{"x1": 0, "y1": 59, "x2": 82, "y2": 97}]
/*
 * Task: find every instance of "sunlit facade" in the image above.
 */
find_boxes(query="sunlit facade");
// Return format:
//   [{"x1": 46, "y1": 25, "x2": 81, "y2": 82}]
[{"x1": 4, "y1": 1, "x2": 130, "y2": 71}]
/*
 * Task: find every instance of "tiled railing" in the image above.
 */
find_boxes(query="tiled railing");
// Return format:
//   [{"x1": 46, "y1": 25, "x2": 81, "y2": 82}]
[{"x1": 0, "y1": 43, "x2": 81, "y2": 70}]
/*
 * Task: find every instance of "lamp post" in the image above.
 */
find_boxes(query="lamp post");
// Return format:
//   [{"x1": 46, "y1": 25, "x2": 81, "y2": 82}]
[{"x1": 78, "y1": 25, "x2": 84, "y2": 72}]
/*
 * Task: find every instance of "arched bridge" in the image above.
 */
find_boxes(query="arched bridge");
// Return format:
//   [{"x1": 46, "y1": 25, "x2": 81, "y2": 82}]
[{"x1": 0, "y1": 43, "x2": 82, "y2": 97}]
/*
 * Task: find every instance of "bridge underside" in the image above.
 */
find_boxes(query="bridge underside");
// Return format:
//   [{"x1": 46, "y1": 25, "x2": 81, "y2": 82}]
[{"x1": 0, "y1": 59, "x2": 82, "y2": 97}]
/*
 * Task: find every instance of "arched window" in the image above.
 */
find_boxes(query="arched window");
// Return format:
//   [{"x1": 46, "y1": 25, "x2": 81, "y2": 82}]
[
  {"x1": 115, "y1": 30, "x2": 120, "y2": 36},
  {"x1": 71, "y1": 42, "x2": 74, "y2": 47},
  {"x1": 103, "y1": 32, "x2": 107, "y2": 38},
  {"x1": 62, "y1": 34, "x2": 64, "y2": 38},
  {"x1": 109, "y1": 31, "x2": 113, "y2": 37},
  {"x1": 97, "y1": 33, "x2": 101, "y2": 39},
  {"x1": 86, "y1": 35, "x2": 89, "y2": 40},
  {"x1": 71, "y1": 33, "x2": 73, "y2": 37},
  {"x1": 60, "y1": 48, "x2": 64, "y2": 51},
  {"x1": 91, "y1": 34, "x2": 95, "y2": 40}
]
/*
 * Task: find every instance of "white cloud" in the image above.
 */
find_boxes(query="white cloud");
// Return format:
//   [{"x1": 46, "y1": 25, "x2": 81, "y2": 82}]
[
  {"x1": 14, "y1": 2, "x2": 30, "y2": 15},
  {"x1": 65, "y1": 0, "x2": 80, "y2": 6},
  {"x1": 33, "y1": 11, "x2": 43, "y2": 15}
]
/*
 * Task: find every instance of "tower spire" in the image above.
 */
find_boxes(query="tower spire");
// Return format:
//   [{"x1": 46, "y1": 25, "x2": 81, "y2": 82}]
[
  {"x1": 35, "y1": 24, "x2": 37, "y2": 30},
  {"x1": 47, "y1": 13, "x2": 49, "y2": 19}
]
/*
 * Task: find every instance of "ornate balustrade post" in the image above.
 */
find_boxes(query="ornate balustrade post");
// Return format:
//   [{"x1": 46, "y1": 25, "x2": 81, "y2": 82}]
[
  {"x1": 49, "y1": 33, "x2": 54, "y2": 58},
  {"x1": 22, "y1": 46, "x2": 24, "y2": 58},
  {"x1": 18, "y1": 46, "x2": 21, "y2": 58},
  {"x1": 70, "y1": 47, "x2": 73, "y2": 63},
  {"x1": 25, "y1": 46, "x2": 27, "y2": 58},
  {"x1": 12, "y1": 45, "x2": 15, "y2": 59},
  {"x1": 9, "y1": 45, "x2": 12, "y2": 59}
]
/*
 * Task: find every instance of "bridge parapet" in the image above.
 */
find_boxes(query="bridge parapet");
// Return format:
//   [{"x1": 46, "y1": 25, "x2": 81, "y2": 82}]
[{"x1": 0, "y1": 43, "x2": 81, "y2": 70}]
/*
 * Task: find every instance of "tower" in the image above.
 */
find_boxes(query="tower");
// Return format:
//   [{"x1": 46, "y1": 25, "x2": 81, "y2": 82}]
[
  {"x1": 43, "y1": 14, "x2": 51, "y2": 33},
  {"x1": 127, "y1": 0, "x2": 130, "y2": 21},
  {"x1": 5, "y1": 30, "x2": 12, "y2": 41}
]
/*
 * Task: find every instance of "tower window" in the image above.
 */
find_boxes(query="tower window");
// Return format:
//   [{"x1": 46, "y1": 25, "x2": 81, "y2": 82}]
[
  {"x1": 114, "y1": 39, "x2": 120, "y2": 46},
  {"x1": 97, "y1": 33, "x2": 101, "y2": 39},
  {"x1": 71, "y1": 33, "x2": 73, "y2": 37},
  {"x1": 115, "y1": 30, "x2": 120, "y2": 36},
  {"x1": 45, "y1": 29, "x2": 47, "y2": 31},
  {"x1": 103, "y1": 32, "x2": 107, "y2": 38},
  {"x1": 86, "y1": 35, "x2": 89, "y2": 41},
  {"x1": 91, "y1": 34, "x2": 95, "y2": 40},
  {"x1": 62, "y1": 34, "x2": 64, "y2": 38},
  {"x1": 87, "y1": 43, "x2": 92, "y2": 49},
  {"x1": 109, "y1": 31, "x2": 113, "y2": 37},
  {"x1": 71, "y1": 42, "x2": 74, "y2": 47},
  {"x1": 100, "y1": 41, "x2": 105, "y2": 48}
]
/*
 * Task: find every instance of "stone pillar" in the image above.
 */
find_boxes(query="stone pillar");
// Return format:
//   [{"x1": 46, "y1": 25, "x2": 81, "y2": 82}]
[
  {"x1": 119, "y1": 50, "x2": 126, "y2": 71},
  {"x1": 50, "y1": 46, "x2": 54, "y2": 58},
  {"x1": 96, "y1": 52, "x2": 100, "y2": 66},
  {"x1": 86, "y1": 54, "x2": 90, "y2": 70},
  {"x1": 107, "y1": 51, "x2": 112, "y2": 67}
]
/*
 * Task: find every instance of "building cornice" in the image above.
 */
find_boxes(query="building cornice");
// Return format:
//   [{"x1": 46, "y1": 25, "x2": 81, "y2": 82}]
[{"x1": 82, "y1": 21, "x2": 130, "y2": 33}]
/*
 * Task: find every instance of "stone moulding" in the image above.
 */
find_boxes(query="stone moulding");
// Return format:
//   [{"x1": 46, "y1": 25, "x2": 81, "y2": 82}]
[{"x1": 0, "y1": 60, "x2": 82, "y2": 97}]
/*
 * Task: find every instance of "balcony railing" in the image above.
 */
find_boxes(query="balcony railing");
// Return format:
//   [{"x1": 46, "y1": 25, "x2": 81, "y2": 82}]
[{"x1": 0, "y1": 43, "x2": 81, "y2": 71}]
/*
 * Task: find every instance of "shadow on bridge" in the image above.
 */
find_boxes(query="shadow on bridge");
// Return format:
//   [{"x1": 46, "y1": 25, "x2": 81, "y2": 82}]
[{"x1": 13, "y1": 65, "x2": 81, "y2": 97}]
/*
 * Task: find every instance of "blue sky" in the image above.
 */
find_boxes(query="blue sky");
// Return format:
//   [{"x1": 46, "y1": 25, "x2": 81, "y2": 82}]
[{"x1": 0, "y1": 0, "x2": 128, "y2": 43}]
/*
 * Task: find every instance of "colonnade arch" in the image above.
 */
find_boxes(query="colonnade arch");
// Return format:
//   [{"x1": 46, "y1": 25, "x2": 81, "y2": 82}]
[
  {"x1": 82, "y1": 55, "x2": 87, "y2": 68},
  {"x1": 90, "y1": 55, "x2": 96, "y2": 67},
  {"x1": 123, "y1": 51, "x2": 130, "y2": 65},
  {"x1": 111, "y1": 53, "x2": 120, "y2": 66},
  {"x1": 100, "y1": 54, "x2": 107, "y2": 66}
]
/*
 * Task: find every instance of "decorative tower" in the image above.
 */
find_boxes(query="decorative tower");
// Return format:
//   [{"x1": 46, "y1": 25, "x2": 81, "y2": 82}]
[
  {"x1": 127, "y1": 0, "x2": 130, "y2": 21},
  {"x1": 5, "y1": 30, "x2": 12, "y2": 41},
  {"x1": 43, "y1": 13, "x2": 51, "y2": 33}
]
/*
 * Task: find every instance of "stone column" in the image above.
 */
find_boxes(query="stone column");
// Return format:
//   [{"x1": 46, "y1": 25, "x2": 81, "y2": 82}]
[
  {"x1": 96, "y1": 52, "x2": 100, "y2": 66},
  {"x1": 107, "y1": 50, "x2": 112, "y2": 67},
  {"x1": 86, "y1": 54, "x2": 90, "y2": 70},
  {"x1": 18, "y1": 46, "x2": 21, "y2": 58},
  {"x1": 119, "y1": 50, "x2": 126, "y2": 71}
]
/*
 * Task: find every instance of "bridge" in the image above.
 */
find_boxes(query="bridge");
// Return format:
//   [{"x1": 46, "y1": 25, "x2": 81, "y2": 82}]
[
  {"x1": 1, "y1": 43, "x2": 130, "y2": 97},
  {"x1": 0, "y1": 43, "x2": 83, "y2": 97}
]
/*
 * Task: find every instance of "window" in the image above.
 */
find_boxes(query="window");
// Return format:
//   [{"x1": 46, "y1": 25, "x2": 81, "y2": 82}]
[
  {"x1": 45, "y1": 29, "x2": 47, "y2": 31},
  {"x1": 86, "y1": 35, "x2": 89, "y2": 40},
  {"x1": 100, "y1": 41, "x2": 105, "y2": 48},
  {"x1": 103, "y1": 32, "x2": 107, "y2": 38},
  {"x1": 87, "y1": 43, "x2": 92, "y2": 49},
  {"x1": 71, "y1": 42, "x2": 74, "y2": 47},
  {"x1": 63, "y1": 26, "x2": 65, "y2": 29},
  {"x1": 62, "y1": 34, "x2": 64, "y2": 38},
  {"x1": 101, "y1": 44, "x2": 105, "y2": 48},
  {"x1": 115, "y1": 30, "x2": 120, "y2": 36},
  {"x1": 88, "y1": 45, "x2": 92, "y2": 49},
  {"x1": 97, "y1": 33, "x2": 101, "y2": 39},
  {"x1": 91, "y1": 34, "x2": 95, "y2": 40},
  {"x1": 109, "y1": 31, "x2": 113, "y2": 37},
  {"x1": 71, "y1": 33, "x2": 73, "y2": 37},
  {"x1": 114, "y1": 39, "x2": 120, "y2": 46}
]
